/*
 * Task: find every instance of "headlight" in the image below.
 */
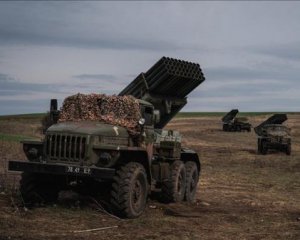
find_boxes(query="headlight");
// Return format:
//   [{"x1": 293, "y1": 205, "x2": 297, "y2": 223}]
[
  {"x1": 25, "y1": 147, "x2": 40, "y2": 161},
  {"x1": 28, "y1": 148, "x2": 38, "y2": 157},
  {"x1": 96, "y1": 151, "x2": 120, "y2": 168}
]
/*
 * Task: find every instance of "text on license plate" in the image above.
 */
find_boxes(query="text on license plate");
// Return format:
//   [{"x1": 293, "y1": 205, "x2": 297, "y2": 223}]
[{"x1": 66, "y1": 166, "x2": 91, "y2": 175}]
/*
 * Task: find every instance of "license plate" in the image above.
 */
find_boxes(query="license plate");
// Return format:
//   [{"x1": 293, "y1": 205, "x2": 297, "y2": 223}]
[{"x1": 66, "y1": 166, "x2": 91, "y2": 175}]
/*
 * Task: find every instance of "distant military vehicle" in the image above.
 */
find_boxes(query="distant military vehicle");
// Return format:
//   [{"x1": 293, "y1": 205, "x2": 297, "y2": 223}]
[
  {"x1": 222, "y1": 109, "x2": 251, "y2": 132},
  {"x1": 255, "y1": 114, "x2": 291, "y2": 155},
  {"x1": 9, "y1": 57, "x2": 205, "y2": 218}
]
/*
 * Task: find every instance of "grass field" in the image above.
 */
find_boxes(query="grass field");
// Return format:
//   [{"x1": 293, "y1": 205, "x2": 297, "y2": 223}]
[{"x1": 0, "y1": 113, "x2": 299, "y2": 240}]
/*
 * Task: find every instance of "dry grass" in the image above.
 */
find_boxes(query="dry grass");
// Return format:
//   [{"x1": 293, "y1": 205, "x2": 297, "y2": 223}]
[{"x1": 0, "y1": 114, "x2": 299, "y2": 240}]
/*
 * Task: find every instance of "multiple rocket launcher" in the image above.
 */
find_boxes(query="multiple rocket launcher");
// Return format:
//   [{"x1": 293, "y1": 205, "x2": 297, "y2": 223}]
[{"x1": 119, "y1": 56, "x2": 205, "y2": 129}]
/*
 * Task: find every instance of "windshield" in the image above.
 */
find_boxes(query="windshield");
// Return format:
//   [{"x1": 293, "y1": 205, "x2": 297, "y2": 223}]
[{"x1": 264, "y1": 124, "x2": 290, "y2": 136}]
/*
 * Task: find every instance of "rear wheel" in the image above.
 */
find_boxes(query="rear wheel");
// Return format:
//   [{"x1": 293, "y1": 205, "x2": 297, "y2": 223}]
[
  {"x1": 184, "y1": 161, "x2": 199, "y2": 202},
  {"x1": 161, "y1": 161, "x2": 186, "y2": 203},
  {"x1": 110, "y1": 162, "x2": 148, "y2": 218}
]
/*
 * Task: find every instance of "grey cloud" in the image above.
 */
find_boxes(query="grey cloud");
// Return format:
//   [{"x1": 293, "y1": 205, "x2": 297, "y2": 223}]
[
  {"x1": 250, "y1": 42, "x2": 300, "y2": 61},
  {"x1": 187, "y1": 96, "x2": 298, "y2": 112},
  {"x1": 0, "y1": 73, "x2": 57, "y2": 93},
  {"x1": 0, "y1": 2, "x2": 300, "y2": 114},
  {"x1": 0, "y1": 90, "x2": 27, "y2": 96},
  {"x1": 0, "y1": 73, "x2": 14, "y2": 81},
  {"x1": 191, "y1": 83, "x2": 289, "y2": 100},
  {"x1": 189, "y1": 65, "x2": 296, "y2": 107},
  {"x1": 71, "y1": 74, "x2": 127, "y2": 93},
  {"x1": 73, "y1": 74, "x2": 117, "y2": 81},
  {"x1": 207, "y1": 67, "x2": 265, "y2": 80},
  {"x1": 206, "y1": 66, "x2": 296, "y2": 81},
  {"x1": 0, "y1": 27, "x2": 179, "y2": 51},
  {"x1": 0, "y1": 2, "x2": 179, "y2": 51},
  {"x1": 0, "y1": 99, "x2": 60, "y2": 115},
  {"x1": 125, "y1": 74, "x2": 138, "y2": 79}
]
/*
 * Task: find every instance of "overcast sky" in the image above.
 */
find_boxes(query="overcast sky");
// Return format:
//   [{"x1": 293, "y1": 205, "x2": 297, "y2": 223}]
[{"x1": 0, "y1": 1, "x2": 299, "y2": 115}]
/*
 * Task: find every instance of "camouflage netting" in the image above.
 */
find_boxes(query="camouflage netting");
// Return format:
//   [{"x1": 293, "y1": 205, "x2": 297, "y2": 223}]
[{"x1": 59, "y1": 93, "x2": 142, "y2": 135}]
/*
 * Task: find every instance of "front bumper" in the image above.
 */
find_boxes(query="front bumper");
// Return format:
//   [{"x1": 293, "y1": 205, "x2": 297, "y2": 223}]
[
  {"x1": 265, "y1": 142, "x2": 289, "y2": 149},
  {"x1": 8, "y1": 161, "x2": 115, "y2": 179}
]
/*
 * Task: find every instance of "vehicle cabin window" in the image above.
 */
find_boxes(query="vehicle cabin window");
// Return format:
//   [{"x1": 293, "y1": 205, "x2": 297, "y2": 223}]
[{"x1": 143, "y1": 106, "x2": 153, "y2": 125}]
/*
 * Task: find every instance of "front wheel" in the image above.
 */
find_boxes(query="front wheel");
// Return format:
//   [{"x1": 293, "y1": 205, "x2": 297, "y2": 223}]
[
  {"x1": 261, "y1": 141, "x2": 268, "y2": 155},
  {"x1": 20, "y1": 172, "x2": 59, "y2": 207},
  {"x1": 257, "y1": 139, "x2": 262, "y2": 154},
  {"x1": 110, "y1": 162, "x2": 148, "y2": 218},
  {"x1": 286, "y1": 144, "x2": 291, "y2": 155},
  {"x1": 184, "y1": 161, "x2": 199, "y2": 202}
]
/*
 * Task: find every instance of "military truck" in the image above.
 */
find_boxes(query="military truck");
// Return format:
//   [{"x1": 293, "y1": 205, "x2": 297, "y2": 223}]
[
  {"x1": 255, "y1": 114, "x2": 291, "y2": 155},
  {"x1": 222, "y1": 109, "x2": 251, "y2": 132},
  {"x1": 8, "y1": 57, "x2": 205, "y2": 218}
]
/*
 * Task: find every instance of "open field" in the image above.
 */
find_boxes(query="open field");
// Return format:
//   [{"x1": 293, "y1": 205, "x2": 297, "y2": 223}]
[{"x1": 0, "y1": 113, "x2": 299, "y2": 240}]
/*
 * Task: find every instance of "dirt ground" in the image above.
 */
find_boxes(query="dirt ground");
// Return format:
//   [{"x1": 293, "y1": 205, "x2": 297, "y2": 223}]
[{"x1": 0, "y1": 114, "x2": 299, "y2": 240}]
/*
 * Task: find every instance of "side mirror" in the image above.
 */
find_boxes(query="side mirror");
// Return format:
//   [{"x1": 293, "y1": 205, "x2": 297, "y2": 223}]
[{"x1": 153, "y1": 110, "x2": 160, "y2": 124}]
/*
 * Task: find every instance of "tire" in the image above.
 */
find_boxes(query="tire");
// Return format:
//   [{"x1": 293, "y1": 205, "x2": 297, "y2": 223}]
[
  {"x1": 261, "y1": 141, "x2": 267, "y2": 155},
  {"x1": 286, "y1": 144, "x2": 291, "y2": 155},
  {"x1": 247, "y1": 127, "x2": 251, "y2": 132},
  {"x1": 20, "y1": 172, "x2": 59, "y2": 207},
  {"x1": 236, "y1": 126, "x2": 241, "y2": 132},
  {"x1": 161, "y1": 161, "x2": 186, "y2": 203},
  {"x1": 110, "y1": 162, "x2": 148, "y2": 218},
  {"x1": 257, "y1": 139, "x2": 262, "y2": 154},
  {"x1": 184, "y1": 161, "x2": 199, "y2": 202}
]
